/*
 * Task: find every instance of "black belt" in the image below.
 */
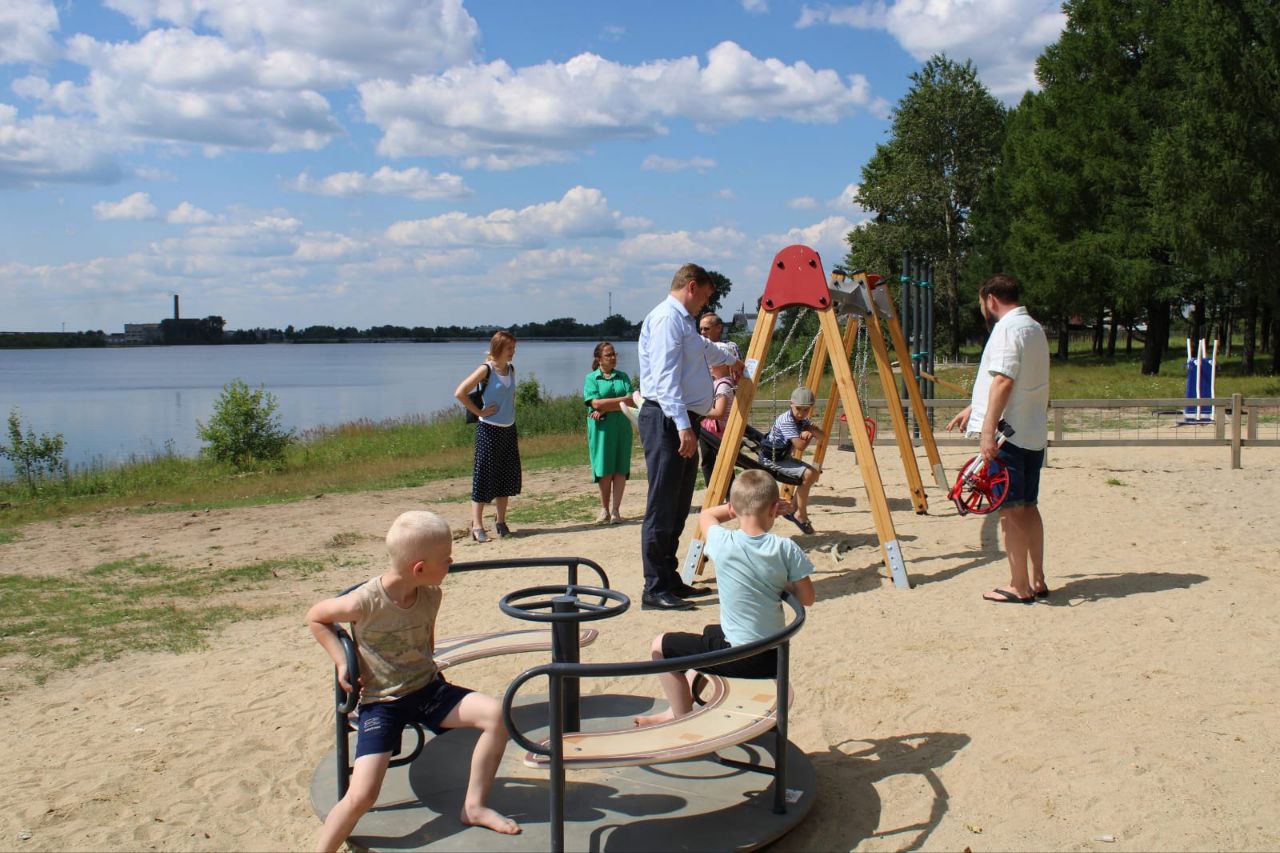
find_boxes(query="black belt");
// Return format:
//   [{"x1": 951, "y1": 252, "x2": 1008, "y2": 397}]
[{"x1": 641, "y1": 399, "x2": 705, "y2": 421}]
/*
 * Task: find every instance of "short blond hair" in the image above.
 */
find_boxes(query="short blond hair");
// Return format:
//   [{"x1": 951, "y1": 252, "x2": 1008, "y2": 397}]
[
  {"x1": 729, "y1": 469, "x2": 778, "y2": 517},
  {"x1": 386, "y1": 511, "x2": 451, "y2": 570}
]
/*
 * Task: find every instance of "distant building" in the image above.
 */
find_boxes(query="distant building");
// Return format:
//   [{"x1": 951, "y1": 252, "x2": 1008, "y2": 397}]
[{"x1": 123, "y1": 323, "x2": 163, "y2": 344}]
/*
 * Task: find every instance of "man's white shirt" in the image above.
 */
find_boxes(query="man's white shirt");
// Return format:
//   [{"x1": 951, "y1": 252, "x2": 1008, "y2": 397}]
[
  {"x1": 638, "y1": 295, "x2": 737, "y2": 431},
  {"x1": 967, "y1": 306, "x2": 1050, "y2": 450}
]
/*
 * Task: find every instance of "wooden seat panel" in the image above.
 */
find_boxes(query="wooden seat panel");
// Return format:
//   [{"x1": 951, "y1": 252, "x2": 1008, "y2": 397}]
[
  {"x1": 524, "y1": 676, "x2": 780, "y2": 769},
  {"x1": 434, "y1": 628, "x2": 598, "y2": 671}
]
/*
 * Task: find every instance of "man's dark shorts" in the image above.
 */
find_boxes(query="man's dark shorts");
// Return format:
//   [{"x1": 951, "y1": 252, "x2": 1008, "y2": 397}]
[
  {"x1": 662, "y1": 624, "x2": 776, "y2": 679},
  {"x1": 997, "y1": 441, "x2": 1044, "y2": 509},
  {"x1": 355, "y1": 674, "x2": 472, "y2": 759}
]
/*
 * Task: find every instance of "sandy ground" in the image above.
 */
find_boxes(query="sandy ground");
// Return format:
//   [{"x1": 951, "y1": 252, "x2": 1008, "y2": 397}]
[{"x1": 1, "y1": 442, "x2": 1277, "y2": 852}]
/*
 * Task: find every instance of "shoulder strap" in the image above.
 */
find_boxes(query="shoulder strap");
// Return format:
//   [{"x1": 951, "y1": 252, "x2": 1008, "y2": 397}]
[{"x1": 478, "y1": 363, "x2": 492, "y2": 392}]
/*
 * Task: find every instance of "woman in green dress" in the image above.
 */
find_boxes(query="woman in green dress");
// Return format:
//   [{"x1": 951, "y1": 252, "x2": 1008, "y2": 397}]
[{"x1": 584, "y1": 341, "x2": 635, "y2": 524}]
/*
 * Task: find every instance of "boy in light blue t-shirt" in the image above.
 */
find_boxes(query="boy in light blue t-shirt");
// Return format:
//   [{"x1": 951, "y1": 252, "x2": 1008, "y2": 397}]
[{"x1": 634, "y1": 469, "x2": 816, "y2": 727}]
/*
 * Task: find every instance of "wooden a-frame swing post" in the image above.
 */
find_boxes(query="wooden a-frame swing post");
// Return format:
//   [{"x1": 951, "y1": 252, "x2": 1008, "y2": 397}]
[
  {"x1": 867, "y1": 276, "x2": 948, "y2": 490},
  {"x1": 685, "y1": 245, "x2": 910, "y2": 589}
]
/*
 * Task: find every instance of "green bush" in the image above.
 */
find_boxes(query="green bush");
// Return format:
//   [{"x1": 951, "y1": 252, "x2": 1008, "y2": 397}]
[
  {"x1": 516, "y1": 372, "x2": 545, "y2": 408},
  {"x1": 197, "y1": 380, "x2": 294, "y2": 470},
  {"x1": 1, "y1": 408, "x2": 66, "y2": 496}
]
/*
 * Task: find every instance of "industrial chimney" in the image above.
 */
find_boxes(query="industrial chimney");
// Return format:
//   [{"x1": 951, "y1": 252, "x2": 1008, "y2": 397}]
[{"x1": 173, "y1": 294, "x2": 180, "y2": 320}]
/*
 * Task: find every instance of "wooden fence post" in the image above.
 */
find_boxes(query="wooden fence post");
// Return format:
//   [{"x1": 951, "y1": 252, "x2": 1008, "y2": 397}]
[{"x1": 1231, "y1": 392, "x2": 1243, "y2": 469}]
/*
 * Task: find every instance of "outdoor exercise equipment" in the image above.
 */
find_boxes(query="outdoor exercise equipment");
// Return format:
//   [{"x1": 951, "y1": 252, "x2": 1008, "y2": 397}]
[
  {"x1": 310, "y1": 556, "x2": 816, "y2": 852},
  {"x1": 686, "y1": 245, "x2": 913, "y2": 589},
  {"x1": 1183, "y1": 338, "x2": 1217, "y2": 424},
  {"x1": 948, "y1": 421, "x2": 1015, "y2": 516}
]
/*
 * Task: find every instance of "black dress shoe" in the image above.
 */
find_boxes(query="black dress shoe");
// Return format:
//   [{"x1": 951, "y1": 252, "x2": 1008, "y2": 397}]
[
  {"x1": 641, "y1": 591, "x2": 696, "y2": 611},
  {"x1": 671, "y1": 582, "x2": 714, "y2": 599}
]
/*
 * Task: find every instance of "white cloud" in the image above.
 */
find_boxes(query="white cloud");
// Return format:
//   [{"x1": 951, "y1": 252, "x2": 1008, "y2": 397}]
[
  {"x1": 101, "y1": 0, "x2": 478, "y2": 80},
  {"x1": 796, "y1": 0, "x2": 1066, "y2": 99},
  {"x1": 361, "y1": 40, "x2": 879, "y2": 168},
  {"x1": 386, "y1": 186, "x2": 626, "y2": 248},
  {"x1": 600, "y1": 24, "x2": 626, "y2": 42},
  {"x1": 290, "y1": 165, "x2": 471, "y2": 200},
  {"x1": 0, "y1": 0, "x2": 59, "y2": 65},
  {"x1": 292, "y1": 232, "x2": 365, "y2": 262},
  {"x1": 48, "y1": 28, "x2": 342, "y2": 151},
  {"x1": 94, "y1": 191, "x2": 159, "y2": 220},
  {"x1": 618, "y1": 226, "x2": 748, "y2": 264},
  {"x1": 742, "y1": 0, "x2": 769, "y2": 12},
  {"x1": 167, "y1": 201, "x2": 215, "y2": 224},
  {"x1": 827, "y1": 182, "x2": 865, "y2": 214},
  {"x1": 0, "y1": 106, "x2": 124, "y2": 188},
  {"x1": 762, "y1": 215, "x2": 861, "y2": 270},
  {"x1": 712, "y1": 188, "x2": 736, "y2": 201},
  {"x1": 642, "y1": 154, "x2": 717, "y2": 173},
  {"x1": 788, "y1": 196, "x2": 818, "y2": 209}
]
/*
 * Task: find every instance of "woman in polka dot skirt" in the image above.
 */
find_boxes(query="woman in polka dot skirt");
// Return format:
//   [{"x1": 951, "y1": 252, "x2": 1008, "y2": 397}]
[{"x1": 454, "y1": 330, "x2": 522, "y2": 542}]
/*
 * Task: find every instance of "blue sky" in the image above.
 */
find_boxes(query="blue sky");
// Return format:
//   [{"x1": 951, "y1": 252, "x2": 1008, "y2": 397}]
[{"x1": 1, "y1": 0, "x2": 1066, "y2": 333}]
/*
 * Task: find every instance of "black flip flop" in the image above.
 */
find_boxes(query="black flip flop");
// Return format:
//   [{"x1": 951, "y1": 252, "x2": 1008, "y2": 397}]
[{"x1": 985, "y1": 588, "x2": 1034, "y2": 604}]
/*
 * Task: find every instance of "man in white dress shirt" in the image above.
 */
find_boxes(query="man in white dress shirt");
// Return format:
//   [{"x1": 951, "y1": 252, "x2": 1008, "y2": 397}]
[
  {"x1": 947, "y1": 274, "x2": 1050, "y2": 605},
  {"x1": 637, "y1": 264, "x2": 743, "y2": 610}
]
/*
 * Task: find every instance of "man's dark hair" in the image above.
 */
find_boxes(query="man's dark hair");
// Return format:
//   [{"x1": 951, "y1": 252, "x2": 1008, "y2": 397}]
[
  {"x1": 671, "y1": 263, "x2": 711, "y2": 292},
  {"x1": 980, "y1": 273, "x2": 1021, "y2": 305}
]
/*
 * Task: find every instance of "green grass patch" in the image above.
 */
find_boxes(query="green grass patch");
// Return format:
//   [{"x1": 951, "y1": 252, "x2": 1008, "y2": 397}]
[
  {"x1": 0, "y1": 528, "x2": 19, "y2": 545},
  {"x1": 0, "y1": 396, "x2": 589, "y2": 526},
  {"x1": 507, "y1": 492, "x2": 601, "y2": 525},
  {"x1": 1105, "y1": 478, "x2": 1127, "y2": 487},
  {"x1": 0, "y1": 554, "x2": 326, "y2": 687}
]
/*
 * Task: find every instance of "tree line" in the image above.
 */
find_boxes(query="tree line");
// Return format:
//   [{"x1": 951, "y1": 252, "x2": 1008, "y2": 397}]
[{"x1": 844, "y1": 0, "x2": 1278, "y2": 375}]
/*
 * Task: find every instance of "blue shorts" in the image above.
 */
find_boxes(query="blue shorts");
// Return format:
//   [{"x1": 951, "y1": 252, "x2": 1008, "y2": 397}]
[
  {"x1": 997, "y1": 441, "x2": 1044, "y2": 509},
  {"x1": 355, "y1": 674, "x2": 472, "y2": 759}
]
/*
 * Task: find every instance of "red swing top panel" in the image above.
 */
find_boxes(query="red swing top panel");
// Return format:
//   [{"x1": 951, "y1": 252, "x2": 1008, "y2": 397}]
[{"x1": 760, "y1": 244, "x2": 832, "y2": 312}]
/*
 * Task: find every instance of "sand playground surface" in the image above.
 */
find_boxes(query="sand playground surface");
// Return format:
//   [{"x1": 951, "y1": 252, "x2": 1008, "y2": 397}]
[{"x1": 0, "y1": 443, "x2": 1277, "y2": 852}]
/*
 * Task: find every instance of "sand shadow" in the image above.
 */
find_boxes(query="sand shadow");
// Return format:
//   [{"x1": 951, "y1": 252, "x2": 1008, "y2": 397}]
[
  {"x1": 809, "y1": 494, "x2": 857, "y2": 508},
  {"x1": 908, "y1": 514, "x2": 1003, "y2": 586},
  {"x1": 794, "y1": 732, "x2": 970, "y2": 852},
  {"x1": 1042, "y1": 571, "x2": 1209, "y2": 605}
]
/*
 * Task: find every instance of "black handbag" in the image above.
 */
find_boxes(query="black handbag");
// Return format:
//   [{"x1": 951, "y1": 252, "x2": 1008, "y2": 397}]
[{"x1": 464, "y1": 364, "x2": 492, "y2": 424}]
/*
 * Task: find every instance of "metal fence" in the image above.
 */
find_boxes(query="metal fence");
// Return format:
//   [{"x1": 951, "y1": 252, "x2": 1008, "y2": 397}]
[{"x1": 752, "y1": 395, "x2": 1280, "y2": 469}]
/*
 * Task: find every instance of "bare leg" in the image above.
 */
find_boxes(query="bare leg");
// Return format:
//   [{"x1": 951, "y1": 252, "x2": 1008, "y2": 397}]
[
  {"x1": 315, "y1": 752, "x2": 391, "y2": 853},
  {"x1": 1026, "y1": 505, "x2": 1046, "y2": 592},
  {"x1": 610, "y1": 474, "x2": 626, "y2": 516},
  {"x1": 495, "y1": 496, "x2": 509, "y2": 525},
  {"x1": 597, "y1": 478, "x2": 612, "y2": 515},
  {"x1": 470, "y1": 501, "x2": 487, "y2": 532},
  {"x1": 635, "y1": 634, "x2": 693, "y2": 726},
  {"x1": 439, "y1": 693, "x2": 521, "y2": 835},
  {"x1": 795, "y1": 470, "x2": 817, "y2": 522},
  {"x1": 995, "y1": 506, "x2": 1034, "y2": 598}
]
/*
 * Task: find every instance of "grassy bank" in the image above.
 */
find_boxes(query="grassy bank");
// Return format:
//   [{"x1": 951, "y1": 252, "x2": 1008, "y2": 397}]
[
  {"x1": 0, "y1": 395, "x2": 590, "y2": 527},
  {"x1": 0, "y1": 554, "x2": 329, "y2": 687}
]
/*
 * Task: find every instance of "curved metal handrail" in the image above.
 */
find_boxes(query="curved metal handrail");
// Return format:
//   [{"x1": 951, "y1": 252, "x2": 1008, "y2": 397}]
[
  {"x1": 327, "y1": 556, "x2": 613, "y2": 800},
  {"x1": 501, "y1": 591, "x2": 806, "y2": 758},
  {"x1": 451, "y1": 556, "x2": 610, "y2": 592}
]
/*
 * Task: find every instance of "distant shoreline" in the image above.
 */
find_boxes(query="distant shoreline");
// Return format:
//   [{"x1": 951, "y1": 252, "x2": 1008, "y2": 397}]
[{"x1": 0, "y1": 335, "x2": 639, "y2": 351}]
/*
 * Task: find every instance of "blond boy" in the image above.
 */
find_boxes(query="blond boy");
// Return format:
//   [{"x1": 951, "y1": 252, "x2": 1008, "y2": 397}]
[
  {"x1": 306, "y1": 511, "x2": 520, "y2": 852},
  {"x1": 635, "y1": 470, "x2": 816, "y2": 726}
]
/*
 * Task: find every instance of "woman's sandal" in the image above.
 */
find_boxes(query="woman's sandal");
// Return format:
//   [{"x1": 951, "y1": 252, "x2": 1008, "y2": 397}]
[
  {"x1": 495, "y1": 522, "x2": 512, "y2": 538},
  {"x1": 471, "y1": 527, "x2": 489, "y2": 543}
]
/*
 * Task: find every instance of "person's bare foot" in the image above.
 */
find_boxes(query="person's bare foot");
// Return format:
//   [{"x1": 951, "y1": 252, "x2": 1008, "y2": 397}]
[
  {"x1": 461, "y1": 805, "x2": 520, "y2": 835},
  {"x1": 634, "y1": 709, "x2": 675, "y2": 727}
]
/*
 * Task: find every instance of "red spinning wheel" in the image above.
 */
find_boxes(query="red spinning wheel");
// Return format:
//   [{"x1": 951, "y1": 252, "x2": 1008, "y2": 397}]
[{"x1": 949, "y1": 455, "x2": 1009, "y2": 516}]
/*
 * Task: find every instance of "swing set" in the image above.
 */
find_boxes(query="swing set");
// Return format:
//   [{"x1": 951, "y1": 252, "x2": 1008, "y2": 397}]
[{"x1": 682, "y1": 245, "x2": 946, "y2": 590}]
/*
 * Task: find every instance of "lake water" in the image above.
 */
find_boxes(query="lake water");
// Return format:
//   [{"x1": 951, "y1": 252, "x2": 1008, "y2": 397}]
[{"x1": 0, "y1": 341, "x2": 638, "y2": 475}]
